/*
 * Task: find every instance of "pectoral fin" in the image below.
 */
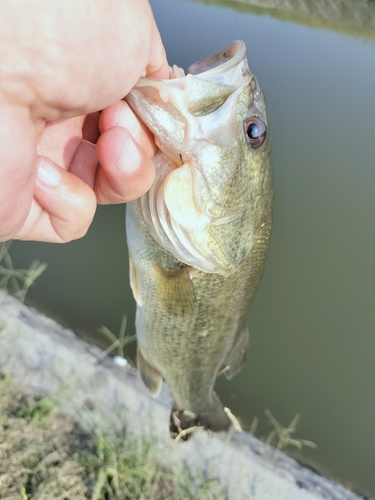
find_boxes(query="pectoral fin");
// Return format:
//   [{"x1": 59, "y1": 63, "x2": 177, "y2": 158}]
[
  {"x1": 156, "y1": 265, "x2": 195, "y2": 317},
  {"x1": 137, "y1": 348, "x2": 163, "y2": 396},
  {"x1": 221, "y1": 328, "x2": 249, "y2": 379}
]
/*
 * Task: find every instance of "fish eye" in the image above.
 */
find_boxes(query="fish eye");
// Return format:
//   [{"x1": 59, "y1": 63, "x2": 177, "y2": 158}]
[{"x1": 245, "y1": 117, "x2": 267, "y2": 149}]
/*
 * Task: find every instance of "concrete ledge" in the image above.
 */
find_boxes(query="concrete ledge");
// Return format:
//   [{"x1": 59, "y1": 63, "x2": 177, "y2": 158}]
[{"x1": 0, "y1": 292, "x2": 363, "y2": 500}]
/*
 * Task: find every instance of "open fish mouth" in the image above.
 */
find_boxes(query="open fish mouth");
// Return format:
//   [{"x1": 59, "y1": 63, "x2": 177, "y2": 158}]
[
  {"x1": 127, "y1": 41, "x2": 250, "y2": 167},
  {"x1": 187, "y1": 39, "x2": 247, "y2": 79},
  {"x1": 126, "y1": 41, "x2": 264, "y2": 275}
]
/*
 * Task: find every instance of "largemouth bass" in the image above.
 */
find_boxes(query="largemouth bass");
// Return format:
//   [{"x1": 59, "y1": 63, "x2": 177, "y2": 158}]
[{"x1": 126, "y1": 41, "x2": 273, "y2": 432}]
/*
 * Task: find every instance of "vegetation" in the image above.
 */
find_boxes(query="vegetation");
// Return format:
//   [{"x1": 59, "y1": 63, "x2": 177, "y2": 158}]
[
  {"x1": 0, "y1": 242, "x2": 46, "y2": 305},
  {"x1": 264, "y1": 409, "x2": 317, "y2": 454},
  {"x1": 0, "y1": 374, "x2": 226, "y2": 500}
]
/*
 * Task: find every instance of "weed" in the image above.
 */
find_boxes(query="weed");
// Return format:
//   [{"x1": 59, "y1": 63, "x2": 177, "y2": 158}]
[
  {"x1": 13, "y1": 395, "x2": 58, "y2": 426},
  {"x1": 265, "y1": 409, "x2": 317, "y2": 455},
  {"x1": 97, "y1": 314, "x2": 136, "y2": 365},
  {"x1": 0, "y1": 241, "x2": 47, "y2": 304},
  {"x1": 79, "y1": 427, "x2": 226, "y2": 500},
  {"x1": 0, "y1": 375, "x2": 226, "y2": 499}
]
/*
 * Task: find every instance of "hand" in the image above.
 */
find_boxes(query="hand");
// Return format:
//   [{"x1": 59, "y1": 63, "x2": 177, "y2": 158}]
[{"x1": 0, "y1": 0, "x2": 169, "y2": 242}]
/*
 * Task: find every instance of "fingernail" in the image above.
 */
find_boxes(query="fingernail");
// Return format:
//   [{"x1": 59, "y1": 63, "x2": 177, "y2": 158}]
[
  {"x1": 117, "y1": 138, "x2": 140, "y2": 173},
  {"x1": 37, "y1": 159, "x2": 62, "y2": 186},
  {"x1": 118, "y1": 106, "x2": 141, "y2": 137}
]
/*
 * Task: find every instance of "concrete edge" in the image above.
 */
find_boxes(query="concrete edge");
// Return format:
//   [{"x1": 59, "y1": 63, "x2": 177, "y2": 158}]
[{"x1": 0, "y1": 292, "x2": 365, "y2": 500}]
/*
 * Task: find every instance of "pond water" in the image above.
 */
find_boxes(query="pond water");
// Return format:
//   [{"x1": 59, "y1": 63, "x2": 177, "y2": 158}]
[{"x1": 9, "y1": 0, "x2": 375, "y2": 495}]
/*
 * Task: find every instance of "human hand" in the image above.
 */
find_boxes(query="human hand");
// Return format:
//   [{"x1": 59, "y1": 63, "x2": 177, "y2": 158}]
[{"x1": 0, "y1": 0, "x2": 169, "y2": 242}]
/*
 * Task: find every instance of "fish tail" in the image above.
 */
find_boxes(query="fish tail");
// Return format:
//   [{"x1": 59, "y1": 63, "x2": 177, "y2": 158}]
[
  {"x1": 198, "y1": 410, "x2": 231, "y2": 432},
  {"x1": 172, "y1": 393, "x2": 231, "y2": 433}
]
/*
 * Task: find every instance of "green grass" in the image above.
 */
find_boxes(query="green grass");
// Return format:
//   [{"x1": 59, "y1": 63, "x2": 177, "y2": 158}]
[
  {"x1": 264, "y1": 409, "x2": 317, "y2": 454},
  {"x1": 97, "y1": 314, "x2": 136, "y2": 365},
  {"x1": 0, "y1": 242, "x2": 47, "y2": 305},
  {"x1": 0, "y1": 374, "x2": 226, "y2": 500}
]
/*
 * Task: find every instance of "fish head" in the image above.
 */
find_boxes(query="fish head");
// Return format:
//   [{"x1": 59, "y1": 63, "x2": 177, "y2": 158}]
[{"x1": 126, "y1": 41, "x2": 272, "y2": 275}]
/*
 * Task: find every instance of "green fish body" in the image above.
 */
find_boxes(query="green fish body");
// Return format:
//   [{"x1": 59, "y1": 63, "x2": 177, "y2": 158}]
[{"x1": 126, "y1": 41, "x2": 273, "y2": 431}]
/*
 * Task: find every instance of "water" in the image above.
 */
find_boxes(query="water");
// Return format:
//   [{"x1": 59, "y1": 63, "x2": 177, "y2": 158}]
[{"x1": 9, "y1": 0, "x2": 375, "y2": 495}]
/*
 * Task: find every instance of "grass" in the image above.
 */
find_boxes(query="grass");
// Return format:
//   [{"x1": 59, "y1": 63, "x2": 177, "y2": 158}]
[
  {"x1": 0, "y1": 242, "x2": 46, "y2": 305},
  {"x1": 264, "y1": 409, "x2": 317, "y2": 454},
  {"x1": 0, "y1": 373, "x2": 90, "y2": 500},
  {"x1": 0, "y1": 374, "x2": 226, "y2": 500},
  {"x1": 96, "y1": 314, "x2": 136, "y2": 365}
]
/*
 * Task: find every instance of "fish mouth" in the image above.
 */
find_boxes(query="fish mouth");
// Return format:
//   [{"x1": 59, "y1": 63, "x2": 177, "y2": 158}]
[
  {"x1": 126, "y1": 41, "x2": 253, "y2": 275},
  {"x1": 126, "y1": 39, "x2": 251, "y2": 186},
  {"x1": 126, "y1": 40, "x2": 250, "y2": 165},
  {"x1": 187, "y1": 40, "x2": 247, "y2": 77}
]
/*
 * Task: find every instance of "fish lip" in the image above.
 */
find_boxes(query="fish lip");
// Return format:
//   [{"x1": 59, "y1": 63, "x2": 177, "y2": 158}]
[
  {"x1": 187, "y1": 40, "x2": 247, "y2": 77},
  {"x1": 133, "y1": 40, "x2": 247, "y2": 86}
]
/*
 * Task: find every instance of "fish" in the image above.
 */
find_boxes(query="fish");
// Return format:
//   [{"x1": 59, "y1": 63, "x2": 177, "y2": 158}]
[{"x1": 125, "y1": 40, "x2": 273, "y2": 432}]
